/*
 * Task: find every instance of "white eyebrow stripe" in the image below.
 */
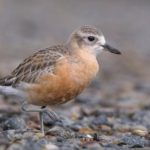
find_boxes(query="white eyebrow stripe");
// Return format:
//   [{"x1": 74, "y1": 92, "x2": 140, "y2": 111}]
[{"x1": 77, "y1": 31, "x2": 99, "y2": 38}]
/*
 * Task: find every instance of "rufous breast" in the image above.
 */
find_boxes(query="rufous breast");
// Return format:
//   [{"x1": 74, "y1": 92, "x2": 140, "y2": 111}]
[{"x1": 27, "y1": 50, "x2": 99, "y2": 106}]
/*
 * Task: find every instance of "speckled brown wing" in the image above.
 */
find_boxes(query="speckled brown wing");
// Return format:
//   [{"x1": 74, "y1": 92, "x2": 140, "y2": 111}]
[{"x1": 0, "y1": 45, "x2": 67, "y2": 86}]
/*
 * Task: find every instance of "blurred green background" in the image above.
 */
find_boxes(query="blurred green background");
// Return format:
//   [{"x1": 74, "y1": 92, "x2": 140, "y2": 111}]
[{"x1": 0, "y1": 0, "x2": 150, "y2": 90}]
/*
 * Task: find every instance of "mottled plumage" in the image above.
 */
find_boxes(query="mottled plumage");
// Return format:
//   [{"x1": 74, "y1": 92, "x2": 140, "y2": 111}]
[
  {"x1": 0, "y1": 45, "x2": 68, "y2": 86},
  {"x1": 79, "y1": 25, "x2": 100, "y2": 35}
]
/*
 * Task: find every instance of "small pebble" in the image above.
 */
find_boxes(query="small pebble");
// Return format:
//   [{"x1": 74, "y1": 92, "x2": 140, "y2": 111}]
[
  {"x1": 132, "y1": 126, "x2": 148, "y2": 136},
  {"x1": 45, "y1": 143, "x2": 59, "y2": 150},
  {"x1": 47, "y1": 126, "x2": 75, "y2": 138},
  {"x1": 2, "y1": 117, "x2": 26, "y2": 130},
  {"x1": 70, "y1": 123, "x2": 82, "y2": 132},
  {"x1": 79, "y1": 127, "x2": 95, "y2": 134},
  {"x1": 93, "y1": 133, "x2": 101, "y2": 141},
  {"x1": 84, "y1": 143, "x2": 103, "y2": 150},
  {"x1": 92, "y1": 115, "x2": 110, "y2": 126},
  {"x1": 118, "y1": 135, "x2": 149, "y2": 148},
  {"x1": 57, "y1": 137, "x2": 64, "y2": 142},
  {"x1": 100, "y1": 125, "x2": 112, "y2": 133},
  {"x1": 7, "y1": 143, "x2": 22, "y2": 150}
]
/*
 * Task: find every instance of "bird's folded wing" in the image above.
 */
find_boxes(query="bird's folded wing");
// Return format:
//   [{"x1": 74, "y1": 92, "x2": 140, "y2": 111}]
[{"x1": 0, "y1": 46, "x2": 66, "y2": 86}]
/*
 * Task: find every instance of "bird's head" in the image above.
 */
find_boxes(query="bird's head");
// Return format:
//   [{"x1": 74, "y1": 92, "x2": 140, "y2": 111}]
[{"x1": 67, "y1": 25, "x2": 121, "y2": 56}]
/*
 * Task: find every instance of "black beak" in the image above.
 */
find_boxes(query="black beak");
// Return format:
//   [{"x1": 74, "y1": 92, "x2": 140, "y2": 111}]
[{"x1": 102, "y1": 44, "x2": 121, "y2": 55}]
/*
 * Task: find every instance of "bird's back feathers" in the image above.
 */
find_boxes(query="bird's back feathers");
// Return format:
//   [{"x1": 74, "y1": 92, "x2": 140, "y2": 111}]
[{"x1": 0, "y1": 45, "x2": 68, "y2": 86}]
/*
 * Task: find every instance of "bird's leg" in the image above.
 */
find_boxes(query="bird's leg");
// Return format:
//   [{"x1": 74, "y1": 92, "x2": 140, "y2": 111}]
[
  {"x1": 21, "y1": 101, "x2": 46, "y2": 134},
  {"x1": 21, "y1": 101, "x2": 63, "y2": 134},
  {"x1": 21, "y1": 101, "x2": 46, "y2": 112},
  {"x1": 39, "y1": 106, "x2": 46, "y2": 134},
  {"x1": 21, "y1": 102, "x2": 60, "y2": 120}
]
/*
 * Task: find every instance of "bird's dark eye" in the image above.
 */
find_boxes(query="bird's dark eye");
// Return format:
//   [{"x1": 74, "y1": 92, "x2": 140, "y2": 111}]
[{"x1": 87, "y1": 36, "x2": 95, "y2": 42}]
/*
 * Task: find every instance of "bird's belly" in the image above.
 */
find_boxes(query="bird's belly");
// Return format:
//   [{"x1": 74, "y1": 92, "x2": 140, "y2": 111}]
[{"x1": 26, "y1": 57, "x2": 99, "y2": 106}]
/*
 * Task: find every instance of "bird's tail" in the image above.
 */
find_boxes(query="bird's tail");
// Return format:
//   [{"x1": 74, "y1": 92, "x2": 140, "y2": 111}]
[
  {"x1": 0, "y1": 75, "x2": 14, "y2": 86},
  {"x1": 0, "y1": 77, "x2": 6, "y2": 85}
]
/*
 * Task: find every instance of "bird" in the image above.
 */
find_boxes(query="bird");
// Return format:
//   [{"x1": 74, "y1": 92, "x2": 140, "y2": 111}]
[{"x1": 0, "y1": 25, "x2": 121, "y2": 135}]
